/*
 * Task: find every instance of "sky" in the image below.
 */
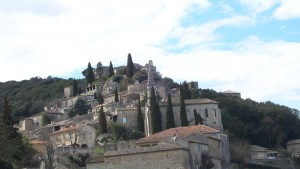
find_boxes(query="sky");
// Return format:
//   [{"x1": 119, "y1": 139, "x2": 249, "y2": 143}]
[{"x1": 0, "y1": 0, "x2": 300, "y2": 110}]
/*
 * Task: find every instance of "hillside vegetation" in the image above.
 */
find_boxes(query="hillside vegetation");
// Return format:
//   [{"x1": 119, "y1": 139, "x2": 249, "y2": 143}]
[
  {"x1": 0, "y1": 77, "x2": 85, "y2": 121},
  {"x1": 1, "y1": 75, "x2": 300, "y2": 149}
]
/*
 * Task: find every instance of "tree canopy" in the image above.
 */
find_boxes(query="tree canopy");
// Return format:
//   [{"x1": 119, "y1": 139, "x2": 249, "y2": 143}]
[
  {"x1": 99, "y1": 105, "x2": 107, "y2": 134},
  {"x1": 69, "y1": 99, "x2": 90, "y2": 118},
  {"x1": 137, "y1": 98, "x2": 144, "y2": 132},
  {"x1": 179, "y1": 85, "x2": 188, "y2": 126}
]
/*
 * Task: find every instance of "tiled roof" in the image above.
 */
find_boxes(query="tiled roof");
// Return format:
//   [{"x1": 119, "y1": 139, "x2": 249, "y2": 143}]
[
  {"x1": 31, "y1": 140, "x2": 47, "y2": 144},
  {"x1": 136, "y1": 125, "x2": 220, "y2": 144},
  {"x1": 249, "y1": 145, "x2": 268, "y2": 152}
]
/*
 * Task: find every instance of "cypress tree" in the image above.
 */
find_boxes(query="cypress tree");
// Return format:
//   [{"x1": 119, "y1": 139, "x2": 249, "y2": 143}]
[
  {"x1": 166, "y1": 93, "x2": 175, "y2": 129},
  {"x1": 137, "y1": 98, "x2": 144, "y2": 132},
  {"x1": 2, "y1": 96, "x2": 13, "y2": 126},
  {"x1": 97, "y1": 93, "x2": 104, "y2": 104},
  {"x1": 99, "y1": 105, "x2": 107, "y2": 134},
  {"x1": 150, "y1": 87, "x2": 162, "y2": 134},
  {"x1": 85, "y1": 62, "x2": 95, "y2": 85},
  {"x1": 126, "y1": 53, "x2": 135, "y2": 78},
  {"x1": 182, "y1": 81, "x2": 191, "y2": 100},
  {"x1": 114, "y1": 87, "x2": 119, "y2": 102},
  {"x1": 72, "y1": 79, "x2": 78, "y2": 96},
  {"x1": 108, "y1": 61, "x2": 114, "y2": 77},
  {"x1": 194, "y1": 109, "x2": 198, "y2": 125},
  {"x1": 95, "y1": 62, "x2": 103, "y2": 80},
  {"x1": 180, "y1": 85, "x2": 188, "y2": 126}
]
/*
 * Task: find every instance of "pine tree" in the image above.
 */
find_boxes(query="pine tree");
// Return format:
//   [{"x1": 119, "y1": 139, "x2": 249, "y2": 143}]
[
  {"x1": 166, "y1": 93, "x2": 175, "y2": 129},
  {"x1": 114, "y1": 87, "x2": 119, "y2": 102},
  {"x1": 97, "y1": 93, "x2": 104, "y2": 104},
  {"x1": 108, "y1": 61, "x2": 114, "y2": 77},
  {"x1": 95, "y1": 62, "x2": 103, "y2": 80},
  {"x1": 180, "y1": 85, "x2": 188, "y2": 126},
  {"x1": 137, "y1": 98, "x2": 144, "y2": 132},
  {"x1": 85, "y1": 62, "x2": 95, "y2": 85},
  {"x1": 126, "y1": 53, "x2": 135, "y2": 78},
  {"x1": 72, "y1": 79, "x2": 78, "y2": 96},
  {"x1": 150, "y1": 87, "x2": 162, "y2": 134},
  {"x1": 99, "y1": 105, "x2": 107, "y2": 134}
]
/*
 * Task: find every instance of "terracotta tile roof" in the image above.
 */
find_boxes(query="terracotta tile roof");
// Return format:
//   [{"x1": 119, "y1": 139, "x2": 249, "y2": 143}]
[
  {"x1": 136, "y1": 125, "x2": 220, "y2": 144},
  {"x1": 31, "y1": 140, "x2": 47, "y2": 144}
]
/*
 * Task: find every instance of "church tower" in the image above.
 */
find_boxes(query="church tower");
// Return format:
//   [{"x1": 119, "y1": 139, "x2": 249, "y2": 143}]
[{"x1": 145, "y1": 60, "x2": 156, "y2": 136}]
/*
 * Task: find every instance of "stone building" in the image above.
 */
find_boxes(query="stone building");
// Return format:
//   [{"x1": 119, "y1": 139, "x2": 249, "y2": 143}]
[
  {"x1": 115, "y1": 107, "x2": 138, "y2": 132},
  {"x1": 287, "y1": 139, "x2": 300, "y2": 157},
  {"x1": 86, "y1": 125, "x2": 229, "y2": 169},
  {"x1": 222, "y1": 90, "x2": 241, "y2": 98},
  {"x1": 160, "y1": 98, "x2": 223, "y2": 131}
]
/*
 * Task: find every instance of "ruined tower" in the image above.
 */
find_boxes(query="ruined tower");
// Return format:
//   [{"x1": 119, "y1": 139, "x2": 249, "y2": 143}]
[{"x1": 145, "y1": 60, "x2": 156, "y2": 136}]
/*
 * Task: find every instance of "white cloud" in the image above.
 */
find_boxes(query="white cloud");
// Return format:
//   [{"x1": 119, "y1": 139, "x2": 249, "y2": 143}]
[
  {"x1": 239, "y1": 0, "x2": 279, "y2": 14},
  {"x1": 273, "y1": 0, "x2": 300, "y2": 20}
]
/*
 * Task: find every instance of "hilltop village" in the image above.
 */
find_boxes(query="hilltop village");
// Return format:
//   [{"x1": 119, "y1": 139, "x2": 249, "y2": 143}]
[{"x1": 16, "y1": 55, "x2": 300, "y2": 169}]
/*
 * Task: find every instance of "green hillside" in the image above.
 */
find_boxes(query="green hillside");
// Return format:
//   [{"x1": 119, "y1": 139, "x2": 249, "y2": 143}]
[{"x1": 0, "y1": 77, "x2": 85, "y2": 121}]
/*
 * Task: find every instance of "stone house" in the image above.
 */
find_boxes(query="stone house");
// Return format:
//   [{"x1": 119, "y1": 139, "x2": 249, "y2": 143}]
[
  {"x1": 49, "y1": 120, "x2": 96, "y2": 148},
  {"x1": 159, "y1": 98, "x2": 223, "y2": 131},
  {"x1": 136, "y1": 125, "x2": 228, "y2": 169},
  {"x1": 221, "y1": 90, "x2": 241, "y2": 98},
  {"x1": 249, "y1": 145, "x2": 279, "y2": 159},
  {"x1": 287, "y1": 139, "x2": 300, "y2": 157},
  {"x1": 115, "y1": 107, "x2": 138, "y2": 132},
  {"x1": 86, "y1": 125, "x2": 229, "y2": 169}
]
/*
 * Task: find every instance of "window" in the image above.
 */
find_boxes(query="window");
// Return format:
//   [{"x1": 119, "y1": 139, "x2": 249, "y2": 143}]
[
  {"x1": 119, "y1": 111, "x2": 123, "y2": 115},
  {"x1": 213, "y1": 109, "x2": 217, "y2": 118},
  {"x1": 205, "y1": 108, "x2": 208, "y2": 118},
  {"x1": 122, "y1": 117, "x2": 127, "y2": 124}
]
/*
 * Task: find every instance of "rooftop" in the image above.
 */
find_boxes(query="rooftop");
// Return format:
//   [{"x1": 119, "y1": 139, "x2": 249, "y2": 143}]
[
  {"x1": 287, "y1": 139, "x2": 300, "y2": 145},
  {"x1": 136, "y1": 125, "x2": 220, "y2": 144}
]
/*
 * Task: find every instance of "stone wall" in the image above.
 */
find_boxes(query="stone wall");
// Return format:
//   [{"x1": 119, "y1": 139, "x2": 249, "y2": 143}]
[{"x1": 87, "y1": 149, "x2": 191, "y2": 169}]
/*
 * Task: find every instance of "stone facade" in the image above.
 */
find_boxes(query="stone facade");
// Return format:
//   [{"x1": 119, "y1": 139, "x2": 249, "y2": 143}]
[
  {"x1": 287, "y1": 139, "x2": 300, "y2": 157},
  {"x1": 87, "y1": 143, "x2": 191, "y2": 169},
  {"x1": 116, "y1": 107, "x2": 138, "y2": 132},
  {"x1": 160, "y1": 99, "x2": 223, "y2": 131}
]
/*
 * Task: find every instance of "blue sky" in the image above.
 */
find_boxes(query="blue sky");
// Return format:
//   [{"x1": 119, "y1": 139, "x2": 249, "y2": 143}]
[{"x1": 0, "y1": 0, "x2": 300, "y2": 110}]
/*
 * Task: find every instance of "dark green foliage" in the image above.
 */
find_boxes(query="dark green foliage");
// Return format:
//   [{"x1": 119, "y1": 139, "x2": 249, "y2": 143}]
[
  {"x1": 69, "y1": 153, "x2": 89, "y2": 167},
  {"x1": 182, "y1": 81, "x2": 191, "y2": 100},
  {"x1": 126, "y1": 53, "x2": 135, "y2": 78},
  {"x1": 133, "y1": 70, "x2": 148, "y2": 83},
  {"x1": 0, "y1": 77, "x2": 84, "y2": 120},
  {"x1": 95, "y1": 62, "x2": 103, "y2": 80},
  {"x1": 113, "y1": 75, "x2": 123, "y2": 83},
  {"x1": 137, "y1": 98, "x2": 144, "y2": 132},
  {"x1": 112, "y1": 123, "x2": 127, "y2": 140},
  {"x1": 114, "y1": 87, "x2": 119, "y2": 102},
  {"x1": 85, "y1": 62, "x2": 95, "y2": 85},
  {"x1": 99, "y1": 105, "x2": 107, "y2": 134},
  {"x1": 194, "y1": 88, "x2": 300, "y2": 148},
  {"x1": 69, "y1": 99, "x2": 90, "y2": 118},
  {"x1": 97, "y1": 93, "x2": 104, "y2": 104},
  {"x1": 108, "y1": 61, "x2": 114, "y2": 77},
  {"x1": 179, "y1": 85, "x2": 188, "y2": 126},
  {"x1": 72, "y1": 79, "x2": 78, "y2": 96},
  {"x1": 150, "y1": 87, "x2": 162, "y2": 134},
  {"x1": 162, "y1": 77, "x2": 180, "y2": 89},
  {"x1": 194, "y1": 109, "x2": 203, "y2": 125},
  {"x1": 132, "y1": 130, "x2": 145, "y2": 139},
  {"x1": 166, "y1": 94, "x2": 175, "y2": 129},
  {"x1": 41, "y1": 112, "x2": 51, "y2": 126},
  {"x1": 0, "y1": 97, "x2": 37, "y2": 168}
]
